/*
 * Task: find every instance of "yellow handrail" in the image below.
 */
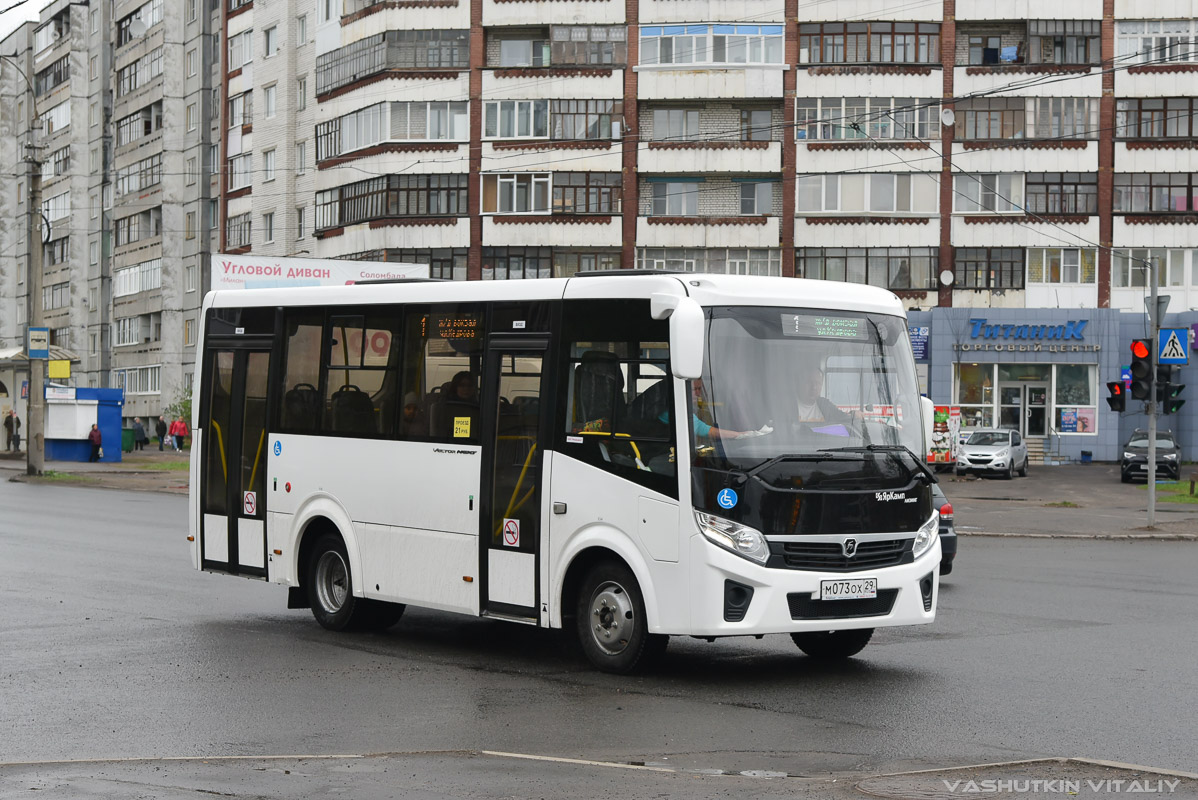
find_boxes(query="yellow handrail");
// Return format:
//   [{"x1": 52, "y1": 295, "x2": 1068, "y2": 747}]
[
  {"x1": 210, "y1": 419, "x2": 227, "y2": 482},
  {"x1": 248, "y1": 428, "x2": 265, "y2": 491}
]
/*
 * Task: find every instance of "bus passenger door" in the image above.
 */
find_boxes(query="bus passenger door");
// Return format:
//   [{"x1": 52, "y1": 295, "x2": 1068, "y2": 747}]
[
  {"x1": 200, "y1": 347, "x2": 272, "y2": 578},
  {"x1": 480, "y1": 339, "x2": 548, "y2": 621}
]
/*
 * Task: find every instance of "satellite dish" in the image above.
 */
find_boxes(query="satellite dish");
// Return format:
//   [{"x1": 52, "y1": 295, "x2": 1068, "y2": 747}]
[
  {"x1": 940, "y1": 107, "x2": 956, "y2": 128},
  {"x1": 940, "y1": 270, "x2": 955, "y2": 287},
  {"x1": 128, "y1": 17, "x2": 147, "y2": 38}
]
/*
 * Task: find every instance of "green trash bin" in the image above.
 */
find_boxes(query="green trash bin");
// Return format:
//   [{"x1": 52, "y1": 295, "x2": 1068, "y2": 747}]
[{"x1": 122, "y1": 427, "x2": 135, "y2": 453}]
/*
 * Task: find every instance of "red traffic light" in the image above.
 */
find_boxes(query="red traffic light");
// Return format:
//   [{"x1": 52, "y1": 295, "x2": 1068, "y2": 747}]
[
  {"x1": 1131, "y1": 340, "x2": 1150, "y2": 359},
  {"x1": 1112, "y1": 383, "x2": 1122, "y2": 395}
]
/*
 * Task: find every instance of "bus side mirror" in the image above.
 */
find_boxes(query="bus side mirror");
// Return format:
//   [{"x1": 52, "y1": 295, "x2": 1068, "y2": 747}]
[
  {"x1": 652, "y1": 294, "x2": 704, "y2": 380},
  {"x1": 920, "y1": 396, "x2": 934, "y2": 458}
]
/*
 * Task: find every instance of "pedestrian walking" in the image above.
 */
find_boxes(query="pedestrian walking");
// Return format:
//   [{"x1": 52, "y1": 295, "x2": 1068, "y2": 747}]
[
  {"x1": 168, "y1": 418, "x2": 180, "y2": 451},
  {"x1": 132, "y1": 417, "x2": 147, "y2": 451},
  {"x1": 87, "y1": 423, "x2": 102, "y2": 462},
  {"x1": 3, "y1": 410, "x2": 18, "y2": 452},
  {"x1": 156, "y1": 415, "x2": 168, "y2": 451},
  {"x1": 174, "y1": 416, "x2": 190, "y2": 451}
]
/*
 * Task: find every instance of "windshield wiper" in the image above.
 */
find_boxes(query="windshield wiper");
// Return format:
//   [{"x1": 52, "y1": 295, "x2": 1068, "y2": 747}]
[
  {"x1": 741, "y1": 452, "x2": 855, "y2": 482},
  {"x1": 817, "y1": 444, "x2": 938, "y2": 484}
]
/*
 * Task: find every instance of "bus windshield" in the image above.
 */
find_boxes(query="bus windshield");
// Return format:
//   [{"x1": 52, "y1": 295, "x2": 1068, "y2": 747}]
[{"x1": 692, "y1": 307, "x2": 923, "y2": 472}]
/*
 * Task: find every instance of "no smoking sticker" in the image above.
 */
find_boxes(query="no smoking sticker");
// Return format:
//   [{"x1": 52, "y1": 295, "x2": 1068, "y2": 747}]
[
  {"x1": 243, "y1": 491, "x2": 256, "y2": 516},
  {"x1": 502, "y1": 518, "x2": 520, "y2": 548}
]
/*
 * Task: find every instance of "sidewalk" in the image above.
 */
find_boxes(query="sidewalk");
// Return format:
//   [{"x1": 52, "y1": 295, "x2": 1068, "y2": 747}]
[{"x1": 0, "y1": 446, "x2": 191, "y2": 494}]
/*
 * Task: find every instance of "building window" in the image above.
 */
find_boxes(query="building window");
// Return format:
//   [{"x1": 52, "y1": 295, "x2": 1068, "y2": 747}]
[
  {"x1": 1027, "y1": 248, "x2": 1096, "y2": 284},
  {"x1": 114, "y1": 259, "x2": 162, "y2": 296},
  {"x1": 116, "y1": 102, "x2": 164, "y2": 146},
  {"x1": 263, "y1": 212, "x2": 274, "y2": 242},
  {"x1": 42, "y1": 146, "x2": 70, "y2": 179},
  {"x1": 90, "y1": 55, "x2": 98, "y2": 79},
  {"x1": 798, "y1": 173, "x2": 939, "y2": 214},
  {"x1": 481, "y1": 173, "x2": 551, "y2": 214},
  {"x1": 228, "y1": 153, "x2": 253, "y2": 190},
  {"x1": 1028, "y1": 20, "x2": 1101, "y2": 65},
  {"x1": 39, "y1": 101, "x2": 70, "y2": 134},
  {"x1": 650, "y1": 181, "x2": 699, "y2": 216},
  {"x1": 799, "y1": 22, "x2": 940, "y2": 65},
  {"x1": 553, "y1": 250, "x2": 619, "y2": 276},
  {"x1": 113, "y1": 366, "x2": 161, "y2": 394},
  {"x1": 484, "y1": 100, "x2": 549, "y2": 139},
  {"x1": 482, "y1": 246, "x2": 552, "y2": 280},
  {"x1": 552, "y1": 173, "x2": 622, "y2": 214},
  {"x1": 227, "y1": 213, "x2": 252, "y2": 248},
  {"x1": 42, "y1": 192, "x2": 71, "y2": 221},
  {"x1": 316, "y1": 31, "x2": 469, "y2": 94},
  {"x1": 264, "y1": 26, "x2": 278, "y2": 57},
  {"x1": 651, "y1": 108, "x2": 700, "y2": 140},
  {"x1": 263, "y1": 149, "x2": 276, "y2": 181},
  {"x1": 89, "y1": 102, "x2": 99, "y2": 126},
  {"x1": 550, "y1": 26, "x2": 628, "y2": 66},
  {"x1": 185, "y1": 212, "x2": 196, "y2": 239},
  {"x1": 797, "y1": 247, "x2": 940, "y2": 290},
  {"x1": 35, "y1": 56, "x2": 70, "y2": 96},
  {"x1": 115, "y1": 153, "x2": 163, "y2": 196},
  {"x1": 550, "y1": 100, "x2": 623, "y2": 139},
  {"x1": 1113, "y1": 249, "x2": 1184, "y2": 289},
  {"x1": 1116, "y1": 98, "x2": 1198, "y2": 139},
  {"x1": 186, "y1": 103, "x2": 197, "y2": 131},
  {"x1": 296, "y1": 141, "x2": 306, "y2": 175},
  {"x1": 228, "y1": 30, "x2": 253, "y2": 71},
  {"x1": 227, "y1": 91, "x2": 252, "y2": 127},
  {"x1": 116, "y1": 0, "x2": 163, "y2": 45},
  {"x1": 186, "y1": 157, "x2": 197, "y2": 185},
  {"x1": 187, "y1": 49, "x2": 197, "y2": 76},
  {"x1": 1113, "y1": 174, "x2": 1198, "y2": 213},
  {"x1": 296, "y1": 206, "x2": 305, "y2": 238},
  {"x1": 297, "y1": 76, "x2": 307, "y2": 110},
  {"x1": 43, "y1": 237, "x2": 69, "y2": 266},
  {"x1": 954, "y1": 248, "x2": 1024, "y2": 289},
  {"x1": 642, "y1": 24, "x2": 783, "y2": 66},
  {"x1": 186, "y1": 263, "x2": 197, "y2": 291},
  {"x1": 297, "y1": 15, "x2": 307, "y2": 44},
  {"x1": 954, "y1": 97, "x2": 1099, "y2": 140},
  {"x1": 263, "y1": 84, "x2": 276, "y2": 118},
  {"x1": 50, "y1": 328, "x2": 70, "y2": 348},
  {"x1": 796, "y1": 97, "x2": 939, "y2": 141},
  {"x1": 42, "y1": 281, "x2": 70, "y2": 310},
  {"x1": 315, "y1": 101, "x2": 468, "y2": 160},
  {"x1": 316, "y1": 174, "x2": 469, "y2": 230},
  {"x1": 953, "y1": 174, "x2": 1024, "y2": 213},
  {"x1": 637, "y1": 248, "x2": 782, "y2": 275},
  {"x1": 498, "y1": 35, "x2": 549, "y2": 67},
  {"x1": 89, "y1": 241, "x2": 98, "y2": 265},
  {"x1": 1116, "y1": 20, "x2": 1198, "y2": 65},
  {"x1": 1025, "y1": 173, "x2": 1098, "y2": 215},
  {"x1": 185, "y1": 319, "x2": 195, "y2": 346},
  {"x1": 740, "y1": 108, "x2": 772, "y2": 141},
  {"x1": 740, "y1": 182, "x2": 773, "y2": 215},
  {"x1": 116, "y1": 47, "x2": 164, "y2": 97},
  {"x1": 188, "y1": 0, "x2": 197, "y2": 21}
]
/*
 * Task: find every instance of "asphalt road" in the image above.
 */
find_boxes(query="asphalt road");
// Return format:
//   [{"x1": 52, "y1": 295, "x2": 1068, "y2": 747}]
[{"x1": 1, "y1": 478, "x2": 1196, "y2": 798}]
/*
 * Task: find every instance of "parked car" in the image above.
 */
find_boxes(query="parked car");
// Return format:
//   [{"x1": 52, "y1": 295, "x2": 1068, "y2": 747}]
[
  {"x1": 932, "y1": 482, "x2": 956, "y2": 576},
  {"x1": 1120, "y1": 429, "x2": 1181, "y2": 483},
  {"x1": 955, "y1": 428, "x2": 1029, "y2": 479}
]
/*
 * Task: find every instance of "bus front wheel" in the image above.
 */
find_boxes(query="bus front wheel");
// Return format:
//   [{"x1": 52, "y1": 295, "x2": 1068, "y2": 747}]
[
  {"x1": 307, "y1": 533, "x2": 404, "y2": 631},
  {"x1": 791, "y1": 628, "x2": 873, "y2": 659},
  {"x1": 576, "y1": 561, "x2": 666, "y2": 674}
]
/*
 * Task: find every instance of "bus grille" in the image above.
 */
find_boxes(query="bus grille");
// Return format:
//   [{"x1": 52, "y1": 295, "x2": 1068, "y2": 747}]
[
  {"x1": 773, "y1": 538, "x2": 913, "y2": 572},
  {"x1": 787, "y1": 589, "x2": 899, "y2": 620}
]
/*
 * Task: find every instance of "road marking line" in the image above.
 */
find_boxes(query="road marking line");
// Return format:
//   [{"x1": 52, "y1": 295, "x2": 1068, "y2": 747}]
[
  {"x1": 481, "y1": 751, "x2": 675, "y2": 773},
  {"x1": 864, "y1": 757, "x2": 1198, "y2": 781},
  {"x1": 0, "y1": 755, "x2": 366, "y2": 768}
]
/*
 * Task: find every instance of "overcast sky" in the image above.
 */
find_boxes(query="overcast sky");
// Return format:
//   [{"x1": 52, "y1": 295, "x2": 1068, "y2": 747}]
[{"x1": 0, "y1": 0, "x2": 45, "y2": 51}]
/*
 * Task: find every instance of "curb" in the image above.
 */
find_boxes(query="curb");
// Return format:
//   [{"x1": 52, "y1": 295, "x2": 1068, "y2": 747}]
[{"x1": 962, "y1": 530, "x2": 1198, "y2": 540}]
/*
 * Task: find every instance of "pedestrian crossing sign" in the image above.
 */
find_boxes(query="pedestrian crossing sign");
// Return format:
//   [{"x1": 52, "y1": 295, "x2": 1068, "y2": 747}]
[{"x1": 1158, "y1": 328, "x2": 1189, "y2": 365}]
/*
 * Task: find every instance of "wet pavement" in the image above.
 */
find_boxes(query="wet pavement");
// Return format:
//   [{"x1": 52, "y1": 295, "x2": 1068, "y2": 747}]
[{"x1": 1, "y1": 477, "x2": 1196, "y2": 798}]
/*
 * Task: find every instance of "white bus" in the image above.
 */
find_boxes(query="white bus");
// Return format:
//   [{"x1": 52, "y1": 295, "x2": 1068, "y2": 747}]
[{"x1": 190, "y1": 273, "x2": 940, "y2": 673}]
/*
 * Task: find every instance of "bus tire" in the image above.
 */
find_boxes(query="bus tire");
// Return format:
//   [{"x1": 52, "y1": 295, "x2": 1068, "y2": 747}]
[
  {"x1": 576, "y1": 561, "x2": 666, "y2": 674},
  {"x1": 791, "y1": 628, "x2": 873, "y2": 660},
  {"x1": 307, "y1": 532, "x2": 367, "y2": 631}
]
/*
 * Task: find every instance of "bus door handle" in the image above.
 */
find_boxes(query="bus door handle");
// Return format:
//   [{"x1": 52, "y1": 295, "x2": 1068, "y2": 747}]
[{"x1": 553, "y1": 502, "x2": 567, "y2": 515}]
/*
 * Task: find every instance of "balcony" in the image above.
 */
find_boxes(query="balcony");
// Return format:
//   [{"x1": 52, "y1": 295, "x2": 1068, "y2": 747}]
[
  {"x1": 636, "y1": 65, "x2": 785, "y2": 100},
  {"x1": 480, "y1": 0, "x2": 624, "y2": 27},
  {"x1": 794, "y1": 217, "x2": 939, "y2": 249},
  {"x1": 636, "y1": 215, "x2": 779, "y2": 248},
  {"x1": 637, "y1": 141, "x2": 780, "y2": 174},
  {"x1": 954, "y1": 0, "x2": 1100, "y2": 21},
  {"x1": 480, "y1": 142, "x2": 619, "y2": 172},
  {"x1": 481, "y1": 68, "x2": 623, "y2": 100},
  {"x1": 483, "y1": 215, "x2": 622, "y2": 247}
]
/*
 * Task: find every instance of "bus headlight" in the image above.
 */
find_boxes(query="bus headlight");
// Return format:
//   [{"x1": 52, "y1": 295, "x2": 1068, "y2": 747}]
[
  {"x1": 911, "y1": 512, "x2": 939, "y2": 560},
  {"x1": 694, "y1": 511, "x2": 770, "y2": 565}
]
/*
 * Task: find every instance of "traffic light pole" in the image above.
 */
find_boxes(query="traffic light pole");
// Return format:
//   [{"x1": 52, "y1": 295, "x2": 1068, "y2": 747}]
[{"x1": 1148, "y1": 261, "x2": 1158, "y2": 528}]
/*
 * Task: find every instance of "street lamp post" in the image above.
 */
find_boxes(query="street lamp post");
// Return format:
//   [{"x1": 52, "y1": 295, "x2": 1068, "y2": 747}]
[{"x1": 3, "y1": 52, "x2": 46, "y2": 476}]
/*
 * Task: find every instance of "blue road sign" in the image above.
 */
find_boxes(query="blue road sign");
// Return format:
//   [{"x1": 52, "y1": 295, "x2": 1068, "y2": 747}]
[{"x1": 1158, "y1": 328, "x2": 1189, "y2": 365}]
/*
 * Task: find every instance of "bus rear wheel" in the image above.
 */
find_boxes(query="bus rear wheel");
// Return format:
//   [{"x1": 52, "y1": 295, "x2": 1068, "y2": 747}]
[
  {"x1": 307, "y1": 533, "x2": 404, "y2": 631},
  {"x1": 791, "y1": 628, "x2": 873, "y2": 660},
  {"x1": 576, "y1": 561, "x2": 666, "y2": 674}
]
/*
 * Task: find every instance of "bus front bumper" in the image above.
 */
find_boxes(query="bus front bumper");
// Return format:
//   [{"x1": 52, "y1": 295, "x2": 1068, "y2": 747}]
[{"x1": 679, "y1": 534, "x2": 940, "y2": 638}]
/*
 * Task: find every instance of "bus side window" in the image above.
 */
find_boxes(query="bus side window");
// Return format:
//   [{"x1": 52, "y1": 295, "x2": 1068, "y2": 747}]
[
  {"x1": 324, "y1": 312, "x2": 400, "y2": 438},
  {"x1": 399, "y1": 305, "x2": 484, "y2": 442},
  {"x1": 559, "y1": 299, "x2": 677, "y2": 497},
  {"x1": 279, "y1": 311, "x2": 324, "y2": 433}
]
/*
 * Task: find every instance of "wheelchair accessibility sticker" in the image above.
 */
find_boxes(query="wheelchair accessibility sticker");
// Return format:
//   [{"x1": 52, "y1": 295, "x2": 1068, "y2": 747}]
[{"x1": 717, "y1": 488, "x2": 738, "y2": 510}]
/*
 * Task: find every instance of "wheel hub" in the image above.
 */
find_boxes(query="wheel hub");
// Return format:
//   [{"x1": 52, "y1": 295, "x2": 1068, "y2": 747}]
[
  {"x1": 590, "y1": 582, "x2": 634, "y2": 655},
  {"x1": 315, "y1": 551, "x2": 348, "y2": 613}
]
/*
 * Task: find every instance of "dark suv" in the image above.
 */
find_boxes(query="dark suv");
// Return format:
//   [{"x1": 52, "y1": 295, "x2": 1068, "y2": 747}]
[{"x1": 1120, "y1": 429, "x2": 1181, "y2": 483}]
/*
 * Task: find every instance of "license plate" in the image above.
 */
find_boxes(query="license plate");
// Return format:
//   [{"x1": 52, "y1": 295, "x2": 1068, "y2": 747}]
[{"x1": 819, "y1": 578, "x2": 878, "y2": 601}]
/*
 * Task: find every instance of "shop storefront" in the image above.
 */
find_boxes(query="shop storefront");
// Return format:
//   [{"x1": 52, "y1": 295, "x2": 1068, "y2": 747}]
[{"x1": 909, "y1": 308, "x2": 1125, "y2": 462}]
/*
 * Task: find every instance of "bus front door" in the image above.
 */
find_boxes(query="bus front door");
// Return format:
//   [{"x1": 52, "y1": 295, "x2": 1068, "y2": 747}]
[
  {"x1": 200, "y1": 347, "x2": 272, "y2": 578},
  {"x1": 480, "y1": 341, "x2": 548, "y2": 621}
]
